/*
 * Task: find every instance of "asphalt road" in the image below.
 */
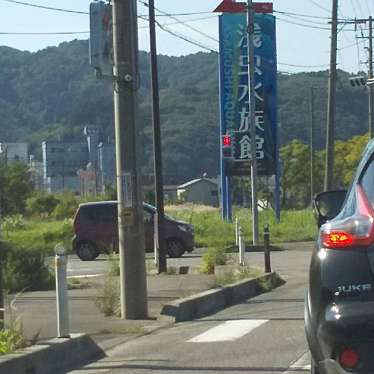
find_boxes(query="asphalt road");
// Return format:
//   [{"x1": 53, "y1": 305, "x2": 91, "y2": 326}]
[
  {"x1": 66, "y1": 249, "x2": 205, "y2": 278},
  {"x1": 67, "y1": 243, "x2": 313, "y2": 374}
]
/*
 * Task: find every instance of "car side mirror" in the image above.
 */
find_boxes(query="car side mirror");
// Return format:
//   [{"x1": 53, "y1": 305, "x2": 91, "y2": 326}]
[{"x1": 313, "y1": 190, "x2": 347, "y2": 228}]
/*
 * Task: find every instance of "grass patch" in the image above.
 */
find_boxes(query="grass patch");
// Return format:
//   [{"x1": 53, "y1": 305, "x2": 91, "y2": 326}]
[
  {"x1": 98, "y1": 325, "x2": 145, "y2": 335},
  {"x1": 67, "y1": 277, "x2": 92, "y2": 290},
  {"x1": 214, "y1": 265, "x2": 263, "y2": 286},
  {"x1": 0, "y1": 294, "x2": 40, "y2": 355},
  {"x1": 165, "y1": 205, "x2": 316, "y2": 248},
  {"x1": 3, "y1": 218, "x2": 73, "y2": 256}
]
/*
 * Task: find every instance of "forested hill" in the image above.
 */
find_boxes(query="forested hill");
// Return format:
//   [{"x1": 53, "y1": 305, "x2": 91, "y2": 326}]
[{"x1": 0, "y1": 39, "x2": 369, "y2": 182}]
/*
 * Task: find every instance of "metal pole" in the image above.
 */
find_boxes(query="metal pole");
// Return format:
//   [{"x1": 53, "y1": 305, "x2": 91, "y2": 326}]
[
  {"x1": 263, "y1": 225, "x2": 271, "y2": 273},
  {"x1": 112, "y1": 0, "x2": 148, "y2": 319},
  {"x1": 239, "y1": 227, "x2": 245, "y2": 265},
  {"x1": 310, "y1": 87, "x2": 315, "y2": 204},
  {"x1": 55, "y1": 245, "x2": 69, "y2": 338},
  {"x1": 247, "y1": 0, "x2": 259, "y2": 244},
  {"x1": 369, "y1": 16, "x2": 373, "y2": 138},
  {"x1": 149, "y1": 0, "x2": 167, "y2": 273},
  {"x1": 235, "y1": 216, "x2": 239, "y2": 246},
  {"x1": 324, "y1": 0, "x2": 338, "y2": 191}
]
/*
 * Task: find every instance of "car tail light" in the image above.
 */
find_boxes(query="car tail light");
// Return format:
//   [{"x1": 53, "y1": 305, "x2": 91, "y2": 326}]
[
  {"x1": 339, "y1": 348, "x2": 360, "y2": 369},
  {"x1": 321, "y1": 185, "x2": 374, "y2": 249}
]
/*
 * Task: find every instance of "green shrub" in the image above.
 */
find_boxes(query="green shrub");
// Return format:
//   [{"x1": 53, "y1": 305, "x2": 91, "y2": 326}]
[
  {"x1": 201, "y1": 247, "x2": 227, "y2": 274},
  {"x1": 52, "y1": 192, "x2": 78, "y2": 220},
  {"x1": 0, "y1": 215, "x2": 25, "y2": 237},
  {"x1": 95, "y1": 274, "x2": 120, "y2": 317},
  {"x1": 26, "y1": 192, "x2": 60, "y2": 217},
  {"x1": 1, "y1": 242, "x2": 55, "y2": 293}
]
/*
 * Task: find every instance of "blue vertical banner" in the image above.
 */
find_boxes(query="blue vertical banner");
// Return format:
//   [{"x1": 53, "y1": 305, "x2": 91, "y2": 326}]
[
  {"x1": 219, "y1": 12, "x2": 277, "y2": 175},
  {"x1": 219, "y1": 11, "x2": 278, "y2": 219}
]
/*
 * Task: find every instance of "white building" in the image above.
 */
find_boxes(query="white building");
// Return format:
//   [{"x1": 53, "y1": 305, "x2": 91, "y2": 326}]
[{"x1": 0, "y1": 142, "x2": 28, "y2": 163}]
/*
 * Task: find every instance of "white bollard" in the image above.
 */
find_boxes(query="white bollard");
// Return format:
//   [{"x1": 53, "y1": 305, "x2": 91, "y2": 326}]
[
  {"x1": 235, "y1": 217, "x2": 240, "y2": 246},
  {"x1": 154, "y1": 219, "x2": 159, "y2": 267},
  {"x1": 239, "y1": 227, "x2": 245, "y2": 266},
  {"x1": 55, "y1": 244, "x2": 70, "y2": 338}
]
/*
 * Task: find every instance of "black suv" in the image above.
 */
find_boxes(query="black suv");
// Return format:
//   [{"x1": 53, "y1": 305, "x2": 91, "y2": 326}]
[{"x1": 306, "y1": 140, "x2": 374, "y2": 374}]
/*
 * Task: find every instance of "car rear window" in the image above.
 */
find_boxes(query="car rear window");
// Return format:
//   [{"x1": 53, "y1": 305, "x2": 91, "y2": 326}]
[{"x1": 79, "y1": 204, "x2": 117, "y2": 222}]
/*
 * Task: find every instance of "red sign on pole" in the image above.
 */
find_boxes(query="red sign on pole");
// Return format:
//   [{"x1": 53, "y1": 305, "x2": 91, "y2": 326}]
[{"x1": 213, "y1": 0, "x2": 273, "y2": 14}]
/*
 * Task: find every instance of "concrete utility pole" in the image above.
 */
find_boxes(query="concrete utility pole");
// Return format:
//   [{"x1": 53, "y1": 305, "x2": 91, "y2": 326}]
[
  {"x1": 369, "y1": 16, "x2": 374, "y2": 138},
  {"x1": 324, "y1": 0, "x2": 338, "y2": 191},
  {"x1": 247, "y1": 0, "x2": 259, "y2": 245},
  {"x1": 310, "y1": 87, "x2": 315, "y2": 205},
  {"x1": 148, "y1": 0, "x2": 167, "y2": 273},
  {"x1": 112, "y1": 0, "x2": 148, "y2": 319}
]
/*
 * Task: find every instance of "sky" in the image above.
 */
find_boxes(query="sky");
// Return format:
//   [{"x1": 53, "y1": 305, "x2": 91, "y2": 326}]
[{"x1": 0, "y1": 0, "x2": 374, "y2": 74}]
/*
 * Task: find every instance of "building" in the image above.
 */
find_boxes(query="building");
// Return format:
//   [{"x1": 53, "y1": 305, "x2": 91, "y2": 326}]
[
  {"x1": 42, "y1": 126, "x2": 117, "y2": 194},
  {"x1": 42, "y1": 141, "x2": 89, "y2": 193},
  {"x1": 177, "y1": 178, "x2": 219, "y2": 206},
  {"x1": 163, "y1": 185, "x2": 179, "y2": 202},
  {"x1": 98, "y1": 142, "x2": 116, "y2": 192},
  {"x1": 0, "y1": 142, "x2": 28, "y2": 164}
]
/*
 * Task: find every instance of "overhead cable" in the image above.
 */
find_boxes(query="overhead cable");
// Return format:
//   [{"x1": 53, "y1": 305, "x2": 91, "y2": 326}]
[
  {"x1": 307, "y1": 0, "x2": 330, "y2": 13},
  {"x1": 138, "y1": 0, "x2": 218, "y2": 43},
  {"x1": 0, "y1": 0, "x2": 88, "y2": 14}
]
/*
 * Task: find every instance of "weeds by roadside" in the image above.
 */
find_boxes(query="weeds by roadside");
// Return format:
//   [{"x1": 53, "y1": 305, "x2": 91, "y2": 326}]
[
  {"x1": 0, "y1": 294, "x2": 39, "y2": 355},
  {"x1": 201, "y1": 247, "x2": 228, "y2": 274},
  {"x1": 214, "y1": 265, "x2": 263, "y2": 286},
  {"x1": 95, "y1": 258, "x2": 120, "y2": 317}
]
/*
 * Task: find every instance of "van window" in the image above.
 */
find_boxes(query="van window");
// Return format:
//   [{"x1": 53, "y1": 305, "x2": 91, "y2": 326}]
[{"x1": 80, "y1": 204, "x2": 117, "y2": 223}]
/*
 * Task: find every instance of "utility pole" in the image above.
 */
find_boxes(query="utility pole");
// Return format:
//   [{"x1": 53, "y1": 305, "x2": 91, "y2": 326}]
[
  {"x1": 247, "y1": 0, "x2": 259, "y2": 245},
  {"x1": 324, "y1": 0, "x2": 338, "y2": 191},
  {"x1": 310, "y1": 87, "x2": 315, "y2": 204},
  {"x1": 353, "y1": 17, "x2": 374, "y2": 137},
  {"x1": 148, "y1": 0, "x2": 167, "y2": 273},
  {"x1": 112, "y1": 0, "x2": 148, "y2": 319},
  {"x1": 369, "y1": 16, "x2": 373, "y2": 138}
]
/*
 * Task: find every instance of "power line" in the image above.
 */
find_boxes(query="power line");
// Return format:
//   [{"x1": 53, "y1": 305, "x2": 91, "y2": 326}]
[
  {"x1": 137, "y1": 14, "x2": 218, "y2": 52},
  {"x1": 276, "y1": 15, "x2": 331, "y2": 31},
  {"x1": 0, "y1": 31, "x2": 88, "y2": 35},
  {"x1": 139, "y1": 15, "x2": 217, "y2": 29},
  {"x1": 138, "y1": 0, "x2": 218, "y2": 43},
  {"x1": 277, "y1": 13, "x2": 329, "y2": 26},
  {"x1": 274, "y1": 9, "x2": 332, "y2": 20},
  {"x1": 0, "y1": 0, "x2": 88, "y2": 14},
  {"x1": 278, "y1": 62, "x2": 329, "y2": 68},
  {"x1": 307, "y1": 0, "x2": 330, "y2": 14}
]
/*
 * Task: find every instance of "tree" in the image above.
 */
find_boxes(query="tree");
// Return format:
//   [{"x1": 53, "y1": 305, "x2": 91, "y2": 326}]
[{"x1": 0, "y1": 162, "x2": 34, "y2": 216}]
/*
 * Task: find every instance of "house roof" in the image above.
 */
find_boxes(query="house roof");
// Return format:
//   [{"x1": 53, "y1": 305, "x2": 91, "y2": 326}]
[{"x1": 178, "y1": 178, "x2": 218, "y2": 189}]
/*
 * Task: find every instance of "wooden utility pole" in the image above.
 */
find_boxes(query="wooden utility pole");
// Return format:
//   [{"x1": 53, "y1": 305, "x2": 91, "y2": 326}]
[
  {"x1": 369, "y1": 16, "x2": 373, "y2": 138},
  {"x1": 112, "y1": 0, "x2": 148, "y2": 319},
  {"x1": 310, "y1": 87, "x2": 316, "y2": 204},
  {"x1": 148, "y1": 0, "x2": 167, "y2": 273},
  {"x1": 324, "y1": 0, "x2": 338, "y2": 191}
]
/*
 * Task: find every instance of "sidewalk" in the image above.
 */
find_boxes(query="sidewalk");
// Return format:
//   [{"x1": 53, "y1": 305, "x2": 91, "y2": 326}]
[{"x1": 6, "y1": 273, "x2": 216, "y2": 342}]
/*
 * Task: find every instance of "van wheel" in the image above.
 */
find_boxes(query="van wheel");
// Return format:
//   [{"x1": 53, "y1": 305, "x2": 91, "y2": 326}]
[
  {"x1": 77, "y1": 241, "x2": 98, "y2": 261},
  {"x1": 167, "y1": 239, "x2": 185, "y2": 258}
]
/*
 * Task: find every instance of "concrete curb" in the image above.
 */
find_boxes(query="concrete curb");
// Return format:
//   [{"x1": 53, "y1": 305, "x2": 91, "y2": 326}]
[
  {"x1": 159, "y1": 272, "x2": 284, "y2": 322},
  {"x1": 0, "y1": 333, "x2": 105, "y2": 374}
]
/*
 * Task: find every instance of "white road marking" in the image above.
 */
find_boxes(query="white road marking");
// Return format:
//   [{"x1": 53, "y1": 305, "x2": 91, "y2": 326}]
[
  {"x1": 187, "y1": 319, "x2": 268, "y2": 343},
  {"x1": 283, "y1": 351, "x2": 311, "y2": 373}
]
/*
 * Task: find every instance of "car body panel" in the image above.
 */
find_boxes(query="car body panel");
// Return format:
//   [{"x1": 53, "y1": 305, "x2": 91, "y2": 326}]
[
  {"x1": 306, "y1": 139, "x2": 374, "y2": 373},
  {"x1": 72, "y1": 201, "x2": 194, "y2": 255}
]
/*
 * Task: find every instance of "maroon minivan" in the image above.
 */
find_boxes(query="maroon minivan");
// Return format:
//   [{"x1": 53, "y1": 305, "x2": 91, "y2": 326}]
[{"x1": 72, "y1": 201, "x2": 194, "y2": 261}]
